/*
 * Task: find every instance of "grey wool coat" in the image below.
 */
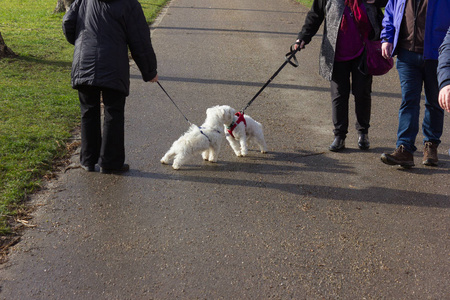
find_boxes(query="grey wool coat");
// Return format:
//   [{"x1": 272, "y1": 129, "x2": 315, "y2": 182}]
[{"x1": 297, "y1": 0, "x2": 387, "y2": 81}]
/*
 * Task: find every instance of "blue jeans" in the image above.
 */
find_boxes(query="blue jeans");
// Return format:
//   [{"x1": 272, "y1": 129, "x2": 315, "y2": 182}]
[{"x1": 395, "y1": 48, "x2": 444, "y2": 153}]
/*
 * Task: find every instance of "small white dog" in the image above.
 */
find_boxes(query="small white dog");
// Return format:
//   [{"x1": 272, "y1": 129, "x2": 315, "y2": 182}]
[
  {"x1": 225, "y1": 111, "x2": 267, "y2": 157},
  {"x1": 161, "y1": 105, "x2": 236, "y2": 169}
]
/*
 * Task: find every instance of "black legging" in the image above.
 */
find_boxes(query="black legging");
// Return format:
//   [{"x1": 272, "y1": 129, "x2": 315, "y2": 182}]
[{"x1": 330, "y1": 56, "x2": 373, "y2": 138}]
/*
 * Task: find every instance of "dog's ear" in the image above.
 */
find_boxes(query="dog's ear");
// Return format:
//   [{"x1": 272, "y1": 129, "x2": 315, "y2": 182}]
[{"x1": 219, "y1": 107, "x2": 226, "y2": 119}]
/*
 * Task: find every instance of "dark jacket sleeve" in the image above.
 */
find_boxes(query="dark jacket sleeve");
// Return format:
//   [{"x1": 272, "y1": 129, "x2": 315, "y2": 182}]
[
  {"x1": 297, "y1": 0, "x2": 326, "y2": 45},
  {"x1": 126, "y1": 1, "x2": 157, "y2": 82},
  {"x1": 366, "y1": 0, "x2": 388, "y2": 41},
  {"x1": 62, "y1": 0, "x2": 80, "y2": 45},
  {"x1": 376, "y1": 0, "x2": 389, "y2": 7},
  {"x1": 438, "y1": 27, "x2": 450, "y2": 90}
]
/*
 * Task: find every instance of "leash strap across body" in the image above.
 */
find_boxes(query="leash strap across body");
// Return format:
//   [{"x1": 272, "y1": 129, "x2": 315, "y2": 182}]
[
  {"x1": 241, "y1": 45, "x2": 299, "y2": 114},
  {"x1": 226, "y1": 112, "x2": 247, "y2": 138}
]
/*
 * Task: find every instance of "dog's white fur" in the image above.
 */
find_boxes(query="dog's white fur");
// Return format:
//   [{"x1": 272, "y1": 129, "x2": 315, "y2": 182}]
[
  {"x1": 161, "y1": 105, "x2": 236, "y2": 169},
  {"x1": 225, "y1": 113, "x2": 267, "y2": 157}
]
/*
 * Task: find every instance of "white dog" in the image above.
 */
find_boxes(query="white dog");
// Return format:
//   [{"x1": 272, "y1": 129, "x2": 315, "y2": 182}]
[
  {"x1": 161, "y1": 105, "x2": 236, "y2": 169},
  {"x1": 225, "y1": 111, "x2": 267, "y2": 157}
]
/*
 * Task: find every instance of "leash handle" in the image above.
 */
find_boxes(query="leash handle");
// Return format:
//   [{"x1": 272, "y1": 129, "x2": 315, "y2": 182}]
[{"x1": 285, "y1": 44, "x2": 300, "y2": 68}]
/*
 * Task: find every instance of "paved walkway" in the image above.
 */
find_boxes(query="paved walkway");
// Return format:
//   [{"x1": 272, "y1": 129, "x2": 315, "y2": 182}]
[{"x1": 1, "y1": 0, "x2": 449, "y2": 298}]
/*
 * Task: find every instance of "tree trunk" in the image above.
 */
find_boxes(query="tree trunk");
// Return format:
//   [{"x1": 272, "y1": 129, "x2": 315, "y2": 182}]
[
  {"x1": 54, "y1": 0, "x2": 74, "y2": 13},
  {"x1": 0, "y1": 32, "x2": 16, "y2": 59}
]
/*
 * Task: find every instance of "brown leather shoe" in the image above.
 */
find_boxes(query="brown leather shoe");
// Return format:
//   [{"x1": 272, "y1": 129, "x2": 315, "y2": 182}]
[
  {"x1": 380, "y1": 145, "x2": 415, "y2": 168},
  {"x1": 423, "y1": 142, "x2": 438, "y2": 166}
]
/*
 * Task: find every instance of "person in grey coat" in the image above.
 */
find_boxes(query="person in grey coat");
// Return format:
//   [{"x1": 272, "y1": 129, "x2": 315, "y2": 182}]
[
  {"x1": 63, "y1": 0, "x2": 158, "y2": 173},
  {"x1": 295, "y1": 0, "x2": 387, "y2": 152}
]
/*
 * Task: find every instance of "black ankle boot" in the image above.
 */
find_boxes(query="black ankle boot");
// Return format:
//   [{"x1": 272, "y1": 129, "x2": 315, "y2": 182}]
[
  {"x1": 358, "y1": 133, "x2": 370, "y2": 150},
  {"x1": 329, "y1": 136, "x2": 345, "y2": 152}
]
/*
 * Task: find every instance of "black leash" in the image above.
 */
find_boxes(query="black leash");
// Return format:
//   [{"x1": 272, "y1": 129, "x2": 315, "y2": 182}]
[
  {"x1": 241, "y1": 45, "x2": 300, "y2": 114},
  {"x1": 157, "y1": 81, "x2": 192, "y2": 124},
  {"x1": 157, "y1": 81, "x2": 213, "y2": 142},
  {"x1": 157, "y1": 45, "x2": 300, "y2": 140}
]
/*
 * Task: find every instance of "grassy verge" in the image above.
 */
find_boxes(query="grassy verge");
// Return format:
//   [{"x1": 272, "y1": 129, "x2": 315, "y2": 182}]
[
  {"x1": 0, "y1": 0, "x2": 169, "y2": 235},
  {"x1": 297, "y1": 0, "x2": 314, "y2": 7}
]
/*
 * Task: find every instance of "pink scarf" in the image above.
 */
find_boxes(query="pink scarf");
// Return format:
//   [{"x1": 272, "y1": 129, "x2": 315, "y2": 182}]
[{"x1": 341, "y1": 0, "x2": 370, "y2": 40}]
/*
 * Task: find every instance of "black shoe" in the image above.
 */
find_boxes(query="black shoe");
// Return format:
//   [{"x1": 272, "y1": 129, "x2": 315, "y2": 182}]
[
  {"x1": 81, "y1": 164, "x2": 96, "y2": 172},
  {"x1": 358, "y1": 133, "x2": 370, "y2": 150},
  {"x1": 101, "y1": 163, "x2": 130, "y2": 174},
  {"x1": 329, "y1": 136, "x2": 345, "y2": 152}
]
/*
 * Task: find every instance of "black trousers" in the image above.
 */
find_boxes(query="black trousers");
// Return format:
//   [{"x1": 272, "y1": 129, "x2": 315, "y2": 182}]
[
  {"x1": 330, "y1": 56, "x2": 373, "y2": 138},
  {"x1": 78, "y1": 86, "x2": 126, "y2": 169}
]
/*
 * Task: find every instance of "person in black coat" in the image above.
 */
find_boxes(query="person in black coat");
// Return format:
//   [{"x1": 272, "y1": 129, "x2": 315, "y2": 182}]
[
  {"x1": 295, "y1": 0, "x2": 387, "y2": 152},
  {"x1": 63, "y1": 0, "x2": 158, "y2": 173}
]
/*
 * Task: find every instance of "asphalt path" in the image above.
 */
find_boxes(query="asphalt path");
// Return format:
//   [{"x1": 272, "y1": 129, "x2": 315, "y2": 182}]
[{"x1": 1, "y1": 0, "x2": 449, "y2": 298}]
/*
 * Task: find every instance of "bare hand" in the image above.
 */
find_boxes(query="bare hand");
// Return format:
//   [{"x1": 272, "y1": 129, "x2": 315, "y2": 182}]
[
  {"x1": 382, "y1": 42, "x2": 393, "y2": 59},
  {"x1": 439, "y1": 85, "x2": 450, "y2": 112},
  {"x1": 294, "y1": 40, "x2": 305, "y2": 51},
  {"x1": 149, "y1": 74, "x2": 158, "y2": 82}
]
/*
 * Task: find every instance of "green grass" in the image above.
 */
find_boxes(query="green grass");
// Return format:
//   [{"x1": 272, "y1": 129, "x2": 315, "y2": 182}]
[
  {"x1": 0, "y1": 0, "x2": 169, "y2": 235},
  {"x1": 297, "y1": 0, "x2": 314, "y2": 7}
]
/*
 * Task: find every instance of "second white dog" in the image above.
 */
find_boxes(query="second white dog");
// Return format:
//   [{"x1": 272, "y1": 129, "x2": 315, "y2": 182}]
[
  {"x1": 225, "y1": 112, "x2": 268, "y2": 157},
  {"x1": 161, "y1": 105, "x2": 236, "y2": 169}
]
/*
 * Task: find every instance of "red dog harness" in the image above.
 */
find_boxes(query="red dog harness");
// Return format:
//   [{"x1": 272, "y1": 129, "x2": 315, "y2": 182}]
[{"x1": 226, "y1": 112, "x2": 246, "y2": 138}]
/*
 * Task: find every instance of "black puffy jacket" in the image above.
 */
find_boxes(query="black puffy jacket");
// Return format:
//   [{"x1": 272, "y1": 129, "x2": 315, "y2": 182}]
[{"x1": 62, "y1": 0, "x2": 157, "y2": 96}]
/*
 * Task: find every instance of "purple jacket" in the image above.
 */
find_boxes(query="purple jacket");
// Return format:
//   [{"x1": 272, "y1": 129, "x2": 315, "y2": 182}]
[{"x1": 381, "y1": 0, "x2": 450, "y2": 60}]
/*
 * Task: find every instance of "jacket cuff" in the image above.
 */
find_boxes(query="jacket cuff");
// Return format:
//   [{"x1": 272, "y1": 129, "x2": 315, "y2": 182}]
[
  {"x1": 440, "y1": 79, "x2": 450, "y2": 91},
  {"x1": 143, "y1": 70, "x2": 157, "y2": 82},
  {"x1": 297, "y1": 33, "x2": 311, "y2": 45}
]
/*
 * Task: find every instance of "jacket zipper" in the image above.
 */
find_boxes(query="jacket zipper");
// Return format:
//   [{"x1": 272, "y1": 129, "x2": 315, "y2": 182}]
[{"x1": 412, "y1": 0, "x2": 420, "y2": 51}]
